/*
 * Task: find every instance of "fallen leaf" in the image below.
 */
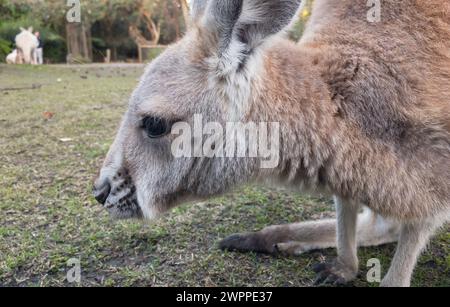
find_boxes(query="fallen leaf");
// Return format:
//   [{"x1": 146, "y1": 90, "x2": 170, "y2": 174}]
[
  {"x1": 59, "y1": 138, "x2": 73, "y2": 143},
  {"x1": 43, "y1": 111, "x2": 55, "y2": 120}
]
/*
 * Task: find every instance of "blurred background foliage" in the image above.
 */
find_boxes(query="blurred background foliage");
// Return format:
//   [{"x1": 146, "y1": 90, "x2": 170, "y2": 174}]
[
  {"x1": 0, "y1": 0, "x2": 313, "y2": 63},
  {"x1": 290, "y1": 0, "x2": 314, "y2": 42}
]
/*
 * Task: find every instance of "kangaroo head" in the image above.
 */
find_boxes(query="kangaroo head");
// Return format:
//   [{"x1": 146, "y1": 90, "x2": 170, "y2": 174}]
[{"x1": 93, "y1": 0, "x2": 304, "y2": 220}]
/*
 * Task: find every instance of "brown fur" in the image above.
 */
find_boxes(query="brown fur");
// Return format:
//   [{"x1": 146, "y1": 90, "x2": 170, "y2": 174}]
[{"x1": 244, "y1": 0, "x2": 450, "y2": 221}]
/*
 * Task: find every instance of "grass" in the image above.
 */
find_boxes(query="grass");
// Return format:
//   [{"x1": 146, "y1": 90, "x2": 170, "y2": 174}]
[{"x1": 0, "y1": 64, "x2": 448, "y2": 287}]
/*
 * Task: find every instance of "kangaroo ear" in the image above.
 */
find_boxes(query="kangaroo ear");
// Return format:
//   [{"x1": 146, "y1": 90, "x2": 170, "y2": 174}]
[
  {"x1": 236, "y1": 0, "x2": 303, "y2": 46},
  {"x1": 20, "y1": 27, "x2": 26, "y2": 32},
  {"x1": 202, "y1": 0, "x2": 303, "y2": 70},
  {"x1": 206, "y1": 0, "x2": 244, "y2": 55},
  {"x1": 28, "y1": 26, "x2": 33, "y2": 33}
]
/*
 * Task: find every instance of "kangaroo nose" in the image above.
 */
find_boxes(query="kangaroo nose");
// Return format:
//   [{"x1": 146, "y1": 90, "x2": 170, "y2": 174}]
[{"x1": 93, "y1": 182, "x2": 111, "y2": 205}]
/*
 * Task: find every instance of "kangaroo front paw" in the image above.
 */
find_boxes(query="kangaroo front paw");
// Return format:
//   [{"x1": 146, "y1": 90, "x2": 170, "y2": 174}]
[
  {"x1": 313, "y1": 260, "x2": 358, "y2": 286},
  {"x1": 219, "y1": 233, "x2": 276, "y2": 254}
]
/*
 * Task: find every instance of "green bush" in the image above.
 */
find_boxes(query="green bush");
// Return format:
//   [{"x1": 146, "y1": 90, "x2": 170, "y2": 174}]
[
  {"x1": 0, "y1": 37, "x2": 12, "y2": 62},
  {"x1": 0, "y1": 17, "x2": 40, "y2": 42},
  {"x1": 142, "y1": 46, "x2": 166, "y2": 62},
  {"x1": 289, "y1": 0, "x2": 314, "y2": 42},
  {"x1": 39, "y1": 31, "x2": 66, "y2": 63}
]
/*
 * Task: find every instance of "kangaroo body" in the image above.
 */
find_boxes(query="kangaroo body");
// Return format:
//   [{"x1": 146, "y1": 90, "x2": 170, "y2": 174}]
[
  {"x1": 256, "y1": 0, "x2": 450, "y2": 220},
  {"x1": 6, "y1": 49, "x2": 17, "y2": 64},
  {"x1": 95, "y1": 0, "x2": 450, "y2": 287},
  {"x1": 15, "y1": 27, "x2": 38, "y2": 64}
]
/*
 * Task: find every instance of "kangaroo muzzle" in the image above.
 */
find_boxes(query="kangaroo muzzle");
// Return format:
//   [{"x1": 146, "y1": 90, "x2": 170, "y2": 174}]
[{"x1": 93, "y1": 168, "x2": 143, "y2": 219}]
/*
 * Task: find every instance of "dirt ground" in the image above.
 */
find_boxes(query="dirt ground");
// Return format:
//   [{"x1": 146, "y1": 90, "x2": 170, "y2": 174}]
[{"x1": 0, "y1": 64, "x2": 448, "y2": 287}]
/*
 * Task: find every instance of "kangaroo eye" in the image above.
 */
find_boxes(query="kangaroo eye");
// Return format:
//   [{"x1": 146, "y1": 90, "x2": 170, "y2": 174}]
[{"x1": 142, "y1": 116, "x2": 171, "y2": 138}]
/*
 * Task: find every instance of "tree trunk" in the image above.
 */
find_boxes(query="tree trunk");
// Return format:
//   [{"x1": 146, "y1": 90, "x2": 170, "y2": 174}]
[
  {"x1": 179, "y1": 0, "x2": 190, "y2": 28},
  {"x1": 66, "y1": 23, "x2": 92, "y2": 63},
  {"x1": 142, "y1": 11, "x2": 161, "y2": 45}
]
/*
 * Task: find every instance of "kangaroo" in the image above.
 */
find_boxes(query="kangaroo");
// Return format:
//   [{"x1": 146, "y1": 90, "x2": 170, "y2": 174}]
[
  {"x1": 94, "y1": 0, "x2": 450, "y2": 287},
  {"x1": 6, "y1": 49, "x2": 17, "y2": 64},
  {"x1": 15, "y1": 27, "x2": 39, "y2": 65}
]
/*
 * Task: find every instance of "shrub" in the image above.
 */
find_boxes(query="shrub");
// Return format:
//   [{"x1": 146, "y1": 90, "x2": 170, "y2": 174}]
[{"x1": 0, "y1": 37, "x2": 12, "y2": 62}]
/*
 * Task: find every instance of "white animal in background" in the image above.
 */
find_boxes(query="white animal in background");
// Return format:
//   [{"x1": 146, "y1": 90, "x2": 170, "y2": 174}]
[
  {"x1": 6, "y1": 49, "x2": 17, "y2": 64},
  {"x1": 15, "y1": 27, "x2": 39, "y2": 64}
]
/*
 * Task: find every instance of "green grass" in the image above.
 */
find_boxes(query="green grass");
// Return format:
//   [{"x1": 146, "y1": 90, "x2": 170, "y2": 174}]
[{"x1": 0, "y1": 64, "x2": 448, "y2": 287}]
